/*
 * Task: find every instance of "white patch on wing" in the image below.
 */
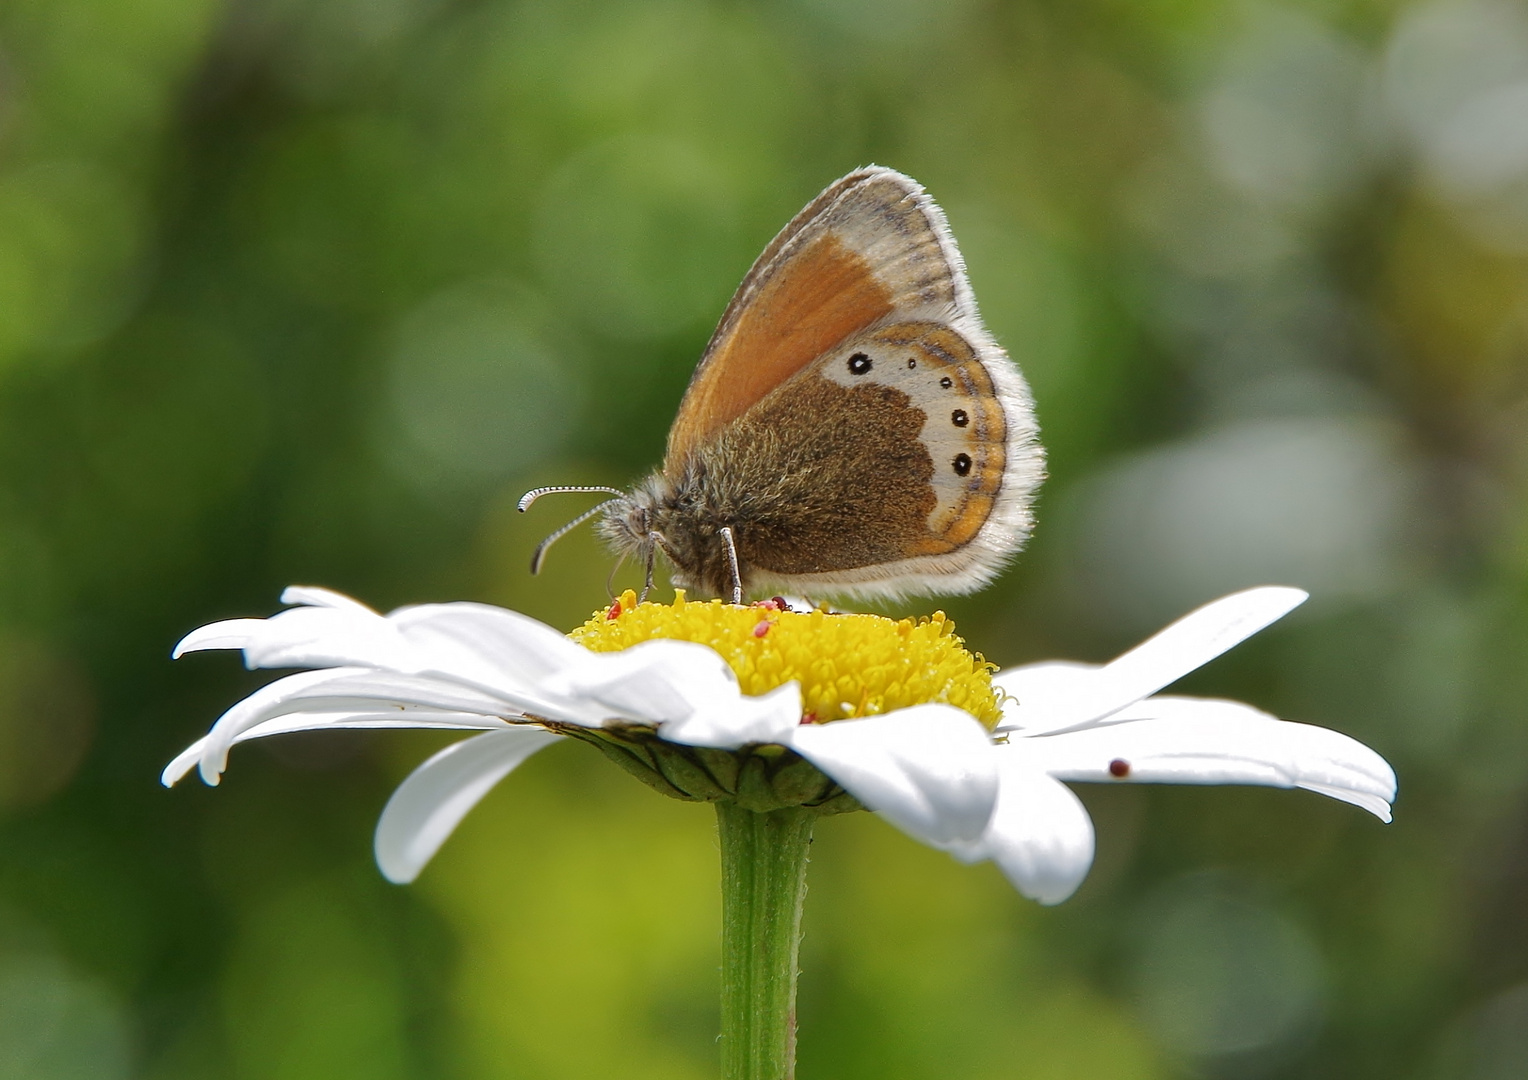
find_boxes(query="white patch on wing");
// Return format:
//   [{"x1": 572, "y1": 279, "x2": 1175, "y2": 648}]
[{"x1": 816, "y1": 333, "x2": 995, "y2": 531}]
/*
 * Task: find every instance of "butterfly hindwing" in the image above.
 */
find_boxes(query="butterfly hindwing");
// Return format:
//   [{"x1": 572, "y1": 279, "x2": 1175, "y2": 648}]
[
  {"x1": 679, "y1": 321, "x2": 1003, "y2": 579},
  {"x1": 815, "y1": 322, "x2": 1007, "y2": 553}
]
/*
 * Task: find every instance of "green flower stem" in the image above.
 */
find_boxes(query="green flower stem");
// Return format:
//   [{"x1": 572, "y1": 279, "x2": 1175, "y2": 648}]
[{"x1": 716, "y1": 802, "x2": 816, "y2": 1080}]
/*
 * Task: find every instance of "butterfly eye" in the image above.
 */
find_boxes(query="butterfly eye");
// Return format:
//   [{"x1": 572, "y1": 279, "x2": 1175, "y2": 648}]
[{"x1": 847, "y1": 353, "x2": 872, "y2": 375}]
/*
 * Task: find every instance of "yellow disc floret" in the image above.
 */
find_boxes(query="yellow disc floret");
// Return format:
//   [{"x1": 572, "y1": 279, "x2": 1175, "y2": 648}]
[{"x1": 571, "y1": 590, "x2": 1003, "y2": 729}]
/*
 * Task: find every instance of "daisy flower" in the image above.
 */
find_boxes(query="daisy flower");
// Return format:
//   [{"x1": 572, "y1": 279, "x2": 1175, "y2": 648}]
[
  {"x1": 163, "y1": 584, "x2": 1394, "y2": 903},
  {"x1": 164, "y1": 583, "x2": 1394, "y2": 1078}
]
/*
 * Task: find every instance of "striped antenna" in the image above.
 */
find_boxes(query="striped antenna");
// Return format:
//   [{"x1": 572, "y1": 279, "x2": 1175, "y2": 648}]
[
  {"x1": 519, "y1": 486, "x2": 625, "y2": 575},
  {"x1": 518, "y1": 485, "x2": 624, "y2": 513}
]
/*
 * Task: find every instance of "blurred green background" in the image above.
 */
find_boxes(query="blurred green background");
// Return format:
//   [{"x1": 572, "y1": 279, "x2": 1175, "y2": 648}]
[{"x1": 1, "y1": 0, "x2": 1527, "y2": 1076}]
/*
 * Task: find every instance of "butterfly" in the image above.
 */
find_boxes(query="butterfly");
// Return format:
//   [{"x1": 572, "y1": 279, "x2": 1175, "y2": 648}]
[{"x1": 521, "y1": 166, "x2": 1044, "y2": 604}]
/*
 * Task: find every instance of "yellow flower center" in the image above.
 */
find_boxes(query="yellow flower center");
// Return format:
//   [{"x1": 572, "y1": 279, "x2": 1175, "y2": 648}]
[{"x1": 570, "y1": 590, "x2": 1002, "y2": 729}]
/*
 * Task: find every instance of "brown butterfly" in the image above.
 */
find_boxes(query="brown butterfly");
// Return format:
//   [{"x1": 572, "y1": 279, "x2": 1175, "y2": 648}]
[{"x1": 521, "y1": 167, "x2": 1044, "y2": 603}]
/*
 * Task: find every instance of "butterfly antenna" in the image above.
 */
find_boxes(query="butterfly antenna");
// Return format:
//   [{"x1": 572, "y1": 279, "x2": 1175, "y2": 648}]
[
  {"x1": 529, "y1": 499, "x2": 620, "y2": 575},
  {"x1": 518, "y1": 485, "x2": 624, "y2": 513},
  {"x1": 719, "y1": 525, "x2": 742, "y2": 605}
]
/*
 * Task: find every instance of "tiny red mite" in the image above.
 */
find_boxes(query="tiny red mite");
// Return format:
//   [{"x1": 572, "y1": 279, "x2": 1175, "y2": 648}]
[{"x1": 1108, "y1": 758, "x2": 1131, "y2": 778}]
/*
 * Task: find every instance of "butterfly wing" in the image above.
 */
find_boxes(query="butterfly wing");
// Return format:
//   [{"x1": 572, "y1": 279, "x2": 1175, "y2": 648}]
[
  {"x1": 695, "y1": 318, "x2": 1037, "y2": 599},
  {"x1": 663, "y1": 166, "x2": 1044, "y2": 599},
  {"x1": 667, "y1": 168, "x2": 965, "y2": 463}
]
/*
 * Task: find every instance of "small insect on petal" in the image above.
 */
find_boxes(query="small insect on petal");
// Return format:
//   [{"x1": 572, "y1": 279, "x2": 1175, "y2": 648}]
[
  {"x1": 1108, "y1": 758, "x2": 1131, "y2": 778},
  {"x1": 753, "y1": 620, "x2": 771, "y2": 638}
]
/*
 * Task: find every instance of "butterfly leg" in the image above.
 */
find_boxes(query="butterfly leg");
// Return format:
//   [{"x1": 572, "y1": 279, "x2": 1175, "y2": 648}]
[
  {"x1": 640, "y1": 541, "x2": 657, "y2": 604},
  {"x1": 719, "y1": 526, "x2": 742, "y2": 605},
  {"x1": 642, "y1": 531, "x2": 676, "y2": 604}
]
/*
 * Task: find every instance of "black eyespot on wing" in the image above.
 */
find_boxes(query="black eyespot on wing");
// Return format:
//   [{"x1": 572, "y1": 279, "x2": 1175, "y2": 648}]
[
  {"x1": 953, "y1": 453, "x2": 972, "y2": 476},
  {"x1": 939, "y1": 376, "x2": 953, "y2": 389},
  {"x1": 906, "y1": 357, "x2": 917, "y2": 369},
  {"x1": 848, "y1": 353, "x2": 872, "y2": 375},
  {"x1": 951, "y1": 409, "x2": 968, "y2": 427}
]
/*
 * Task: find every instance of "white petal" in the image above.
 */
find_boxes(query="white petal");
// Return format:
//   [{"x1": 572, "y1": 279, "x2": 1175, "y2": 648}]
[
  {"x1": 280, "y1": 585, "x2": 378, "y2": 613},
  {"x1": 538, "y1": 639, "x2": 729, "y2": 724},
  {"x1": 175, "y1": 606, "x2": 414, "y2": 670},
  {"x1": 188, "y1": 667, "x2": 539, "y2": 785},
  {"x1": 172, "y1": 618, "x2": 272, "y2": 658},
  {"x1": 788, "y1": 706, "x2": 998, "y2": 848},
  {"x1": 160, "y1": 709, "x2": 513, "y2": 788},
  {"x1": 392, "y1": 603, "x2": 589, "y2": 691},
  {"x1": 374, "y1": 727, "x2": 563, "y2": 884},
  {"x1": 995, "y1": 586, "x2": 1308, "y2": 735},
  {"x1": 660, "y1": 683, "x2": 804, "y2": 748},
  {"x1": 191, "y1": 668, "x2": 366, "y2": 783},
  {"x1": 174, "y1": 589, "x2": 813, "y2": 754},
  {"x1": 233, "y1": 709, "x2": 512, "y2": 739},
  {"x1": 540, "y1": 639, "x2": 801, "y2": 745},
  {"x1": 992, "y1": 661, "x2": 1100, "y2": 729},
  {"x1": 963, "y1": 765, "x2": 1096, "y2": 905},
  {"x1": 176, "y1": 593, "x2": 588, "y2": 702},
  {"x1": 162, "y1": 740, "x2": 210, "y2": 788},
  {"x1": 1013, "y1": 695, "x2": 1397, "y2": 821}
]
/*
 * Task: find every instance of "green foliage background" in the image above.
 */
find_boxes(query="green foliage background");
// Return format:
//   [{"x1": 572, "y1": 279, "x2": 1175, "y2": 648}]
[{"x1": 1, "y1": 0, "x2": 1526, "y2": 1076}]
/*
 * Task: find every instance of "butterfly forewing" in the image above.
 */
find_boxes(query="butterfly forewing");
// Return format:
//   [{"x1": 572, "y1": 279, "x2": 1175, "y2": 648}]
[{"x1": 665, "y1": 169, "x2": 963, "y2": 465}]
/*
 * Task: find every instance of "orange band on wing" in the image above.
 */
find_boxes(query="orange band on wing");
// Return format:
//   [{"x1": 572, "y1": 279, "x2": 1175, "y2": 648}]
[
  {"x1": 935, "y1": 490, "x2": 996, "y2": 549},
  {"x1": 666, "y1": 235, "x2": 893, "y2": 463}
]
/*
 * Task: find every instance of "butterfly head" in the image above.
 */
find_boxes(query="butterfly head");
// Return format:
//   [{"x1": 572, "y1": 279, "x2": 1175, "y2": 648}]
[
  {"x1": 594, "y1": 475, "x2": 666, "y2": 573},
  {"x1": 597, "y1": 470, "x2": 746, "y2": 601}
]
